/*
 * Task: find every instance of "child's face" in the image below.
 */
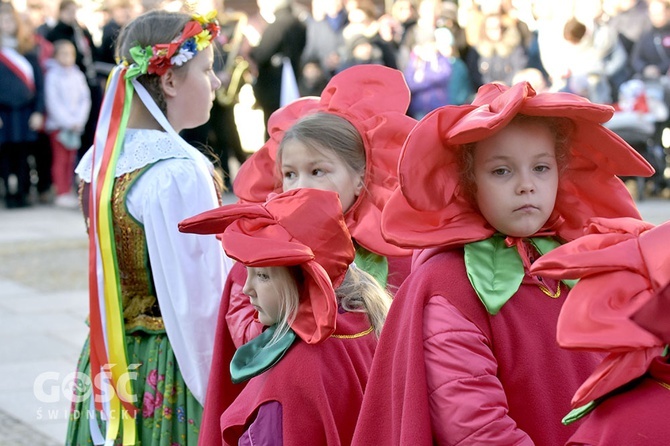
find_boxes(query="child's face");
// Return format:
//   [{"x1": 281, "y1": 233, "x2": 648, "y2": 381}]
[
  {"x1": 55, "y1": 44, "x2": 76, "y2": 67},
  {"x1": 243, "y1": 266, "x2": 285, "y2": 326},
  {"x1": 0, "y1": 9, "x2": 17, "y2": 37},
  {"x1": 280, "y1": 139, "x2": 364, "y2": 213},
  {"x1": 473, "y1": 120, "x2": 559, "y2": 237},
  {"x1": 168, "y1": 45, "x2": 221, "y2": 132}
]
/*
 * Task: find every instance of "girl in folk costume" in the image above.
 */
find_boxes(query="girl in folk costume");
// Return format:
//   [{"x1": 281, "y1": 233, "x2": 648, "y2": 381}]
[
  {"x1": 196, "y1": 64, "x2": 416, "y2": 443},
  {"x1": 68, "y1": 10, "x2": 232, "y2": 445},
  {"x1": 530, "y1": 217, "x2": 670, "y2": 445},
  {"x1": 178, "y1": 188, "x2": 391, "y2": 445},
  {"x1": 0, "y1": 1, "x2": 45, "y2": 208},
  {"x1": 352, "y1": 81, "x2": 655, "y2": 446}
]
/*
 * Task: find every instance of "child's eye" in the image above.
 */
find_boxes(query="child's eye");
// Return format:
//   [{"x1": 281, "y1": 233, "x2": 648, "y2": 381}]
[
  {"x1": 534, "y1": 165, "x2": 550, "y2": 172},
  {"x1": 312, "y1": 168, "x2": 324, "y2": 176},
  {"x1": 257, "y1": 272, "x2": 270, "y2": 280},
  {"x1": 283, "y1": 171, "x2": 296, "y2": 180},
  {"x1": 492, "y1": 168, "x2": 510, "y2": 176}
]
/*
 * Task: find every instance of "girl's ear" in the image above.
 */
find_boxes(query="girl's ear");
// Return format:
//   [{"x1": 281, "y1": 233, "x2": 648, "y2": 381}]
[
  {"x1": 354, "y1": 172, "x2": 364, "y2": 196},
  {"x1": 160, "y1": 68, "x2": 179, "y2": 99}
]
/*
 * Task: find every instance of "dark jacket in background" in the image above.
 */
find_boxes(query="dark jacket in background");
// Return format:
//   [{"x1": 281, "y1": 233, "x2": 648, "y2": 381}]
[{"x1": 250, "y1": 5, "x2": 306, "y2": 121}]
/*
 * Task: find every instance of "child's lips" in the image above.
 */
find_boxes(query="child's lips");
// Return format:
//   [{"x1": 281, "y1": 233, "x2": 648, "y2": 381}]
[{"x1": 515, "y1": 204, "x2": 539, "y2": 212}]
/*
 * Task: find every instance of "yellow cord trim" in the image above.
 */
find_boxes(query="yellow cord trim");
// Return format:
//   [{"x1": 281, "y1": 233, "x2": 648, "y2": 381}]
[
  {"x1": 539, "y1": 283, "x2": 561, "y2": 299},
  {"x1": 654, "y1": 379, "x2": 670, "y2": 391},
  {"x1": 331, "y1": 326, "x2": 374, "y2": 339}
]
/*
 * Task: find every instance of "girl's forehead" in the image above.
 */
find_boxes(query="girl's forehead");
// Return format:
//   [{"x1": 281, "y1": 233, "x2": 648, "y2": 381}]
[{"x1": 281, "y1": 139, "x2": 337, "y2": 161}]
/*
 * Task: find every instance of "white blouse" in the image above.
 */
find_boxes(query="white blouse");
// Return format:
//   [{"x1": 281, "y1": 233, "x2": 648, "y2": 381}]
[{"x1": 76, "y1": 129, "x2": 233, "y2": 405}]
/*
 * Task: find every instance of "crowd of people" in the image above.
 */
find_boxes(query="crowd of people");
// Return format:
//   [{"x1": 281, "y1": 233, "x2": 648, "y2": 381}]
[
  {"x1": 2, "y1": 0, "x2": 670, "y2": 445},
  {"x1": 2, "y1": 0, "x2": 670, "y2": 209}
]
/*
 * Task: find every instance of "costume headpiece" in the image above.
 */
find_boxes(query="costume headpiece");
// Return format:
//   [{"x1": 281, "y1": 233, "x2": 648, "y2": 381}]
[
  {"x1": 179, "y1": 188, "x2": 355, "y2": 345},
  {"x1": 124, "y1": 12, "x2": 219, "y2": 76},
  {"x1": 530, "y1": 217, "x2": 670, "y2": 410},
  {"x1": 382, "y1": 81, "x2": 654, "y2": 249},
  {"x1": 83, "y1": 11, "x2": 219, "y2": 445},
  {"x1": 232, "y1": 64, "x2": 416, "y2": 257}
]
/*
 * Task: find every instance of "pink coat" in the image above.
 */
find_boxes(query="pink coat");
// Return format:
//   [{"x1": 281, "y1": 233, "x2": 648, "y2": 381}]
[{"x1": 353, "y1": 246, "x2": 601, "y2": 445}]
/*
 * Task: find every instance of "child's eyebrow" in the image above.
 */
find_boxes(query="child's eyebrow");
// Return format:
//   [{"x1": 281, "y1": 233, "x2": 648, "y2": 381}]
[
  {"x1": 281, "y1": 159, "x2": 330, "y2": 168},
  {"x1": 484, "y1": 152, "x2": 556, "y2": 163}
]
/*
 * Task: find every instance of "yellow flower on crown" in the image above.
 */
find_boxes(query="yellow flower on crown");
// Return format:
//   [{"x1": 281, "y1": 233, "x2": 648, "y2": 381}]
[
  {"x1": 194, "y1": 30, "x2": 212, "y2": 51},
  {"x1": 193, "y1": 11, "x2": 217, "y2": 25}
]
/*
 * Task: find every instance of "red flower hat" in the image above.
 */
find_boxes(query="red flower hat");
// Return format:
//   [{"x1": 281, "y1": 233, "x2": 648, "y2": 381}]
[
  {"x1": 233, "y1": 64, "x2": 416, "y2": 257},
  {"x1": 178, "y1": 188, "x2": 355, "y2": 345},
  {"x1": 530, "y1": 217, "x2": 670, "y2": 407},
  {"x1": 382, "y1": 82, "x2": 654, "y2": 249}
]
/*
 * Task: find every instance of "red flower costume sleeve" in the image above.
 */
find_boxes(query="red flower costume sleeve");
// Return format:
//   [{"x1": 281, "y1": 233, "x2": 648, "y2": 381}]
[
  {"x1": 233, "y1": 65, "x2": 416, "y2": 257},
  {"x1": 382, "y1": 82, "x2": 655, "y2": 249},
  {"x1": 530, "y1": 217, "x2": 670, "y2": 407}
]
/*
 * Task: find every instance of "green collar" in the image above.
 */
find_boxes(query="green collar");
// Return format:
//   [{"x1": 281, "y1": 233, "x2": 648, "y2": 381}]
[
  {"x1": 354, "y1": 246, "x2": 388, "y2": 289},
  {"x1": 230, "y1": 325, "x2": 297, "y2": 384},
  {"x1": 464, "y1": 235, "x2": 577, "y2": 315}
]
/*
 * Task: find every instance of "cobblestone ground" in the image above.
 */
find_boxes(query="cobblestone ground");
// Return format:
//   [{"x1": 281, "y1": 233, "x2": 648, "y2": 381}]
[
  {"x1": 0, "y1": 404, "x2": 60, "y2": 446},
  {"x1": 0, "y1": 231, "x2": 87, "y2": 444},
  {"x1": 0, "y1": 239, "x2": 87, "y2": 291}
]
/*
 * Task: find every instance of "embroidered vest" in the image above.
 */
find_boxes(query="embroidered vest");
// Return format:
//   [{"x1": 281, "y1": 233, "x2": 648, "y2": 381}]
[{"x1": 111, "y1": 165, "x2": 165, "y2": 334}]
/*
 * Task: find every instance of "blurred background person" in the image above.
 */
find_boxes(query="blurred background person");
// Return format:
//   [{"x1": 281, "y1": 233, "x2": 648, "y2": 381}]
[
  {"x1": 301, "y1": 0, "x2": 348, "y2": 84},
  {"x1": 0, "y1": 1, "x2": 45, "y2": 208},
  {"x1": 46, "y1": 0, "x2": 100, "y2": 161},
  {"x1": 247, "y1": 0, "x2": 306, "y2": 135},
  {"x1": 403, "y1": 26, "x2": 473, "y2": 119},
  {"x1": 44, "y1": 39, "x2": 90, "y2": 208}
]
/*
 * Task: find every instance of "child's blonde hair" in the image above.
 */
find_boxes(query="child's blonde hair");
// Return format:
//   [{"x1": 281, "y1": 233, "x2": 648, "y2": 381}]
[
  {"x1": 337, "y1": 265, "x2": 392, "y2": 338},
  {"x1": 115, "y1": 10, "x2": 191, "y2": 114},
  {"x1": 265, "y1": 266, "x2": 301, "y2": 345},
  {"x1": 267, "y1": 263, "x2": 391, "y2": 344},
  {"x1": 277, "y1": 112, "x2": 367, "y2": 179},
  {"x1": 457, "y1": 114, "x2": 574, "y2": 205}
]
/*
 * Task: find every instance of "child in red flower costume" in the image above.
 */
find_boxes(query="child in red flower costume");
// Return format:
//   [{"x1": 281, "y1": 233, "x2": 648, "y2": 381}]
[
  {"x1": 189, "y1": 65, "x2": 416, "y2": 445},
  {"x1": 530, "y1": 217, "x2": 670, "y2": 445},
  {"x1": 352, "y1": 81, "x2": 654, "y2": 446},
  {"x1": 179, "y1": 188, "x2": 390, "y2": 445}
]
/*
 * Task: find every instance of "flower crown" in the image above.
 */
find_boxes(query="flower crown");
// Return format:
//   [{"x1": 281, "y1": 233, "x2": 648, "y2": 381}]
[{"x1": 126, "y1": 11, "x2": 220, "y2": 78}]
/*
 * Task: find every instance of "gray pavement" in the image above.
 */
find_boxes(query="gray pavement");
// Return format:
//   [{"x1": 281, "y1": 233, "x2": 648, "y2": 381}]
[{"x1": 0, "y1": 195, "x2": 669, "y2": 444}]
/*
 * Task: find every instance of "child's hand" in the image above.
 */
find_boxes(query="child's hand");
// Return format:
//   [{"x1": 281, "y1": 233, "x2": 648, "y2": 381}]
[{"x1": 29, "y1": 112, "x2": 44, "y2": 131}]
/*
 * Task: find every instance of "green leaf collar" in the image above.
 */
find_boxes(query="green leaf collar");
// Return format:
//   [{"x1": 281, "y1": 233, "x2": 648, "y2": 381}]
[{"x1": 464, "y1": 235, "x2": 576, "y2": 315}]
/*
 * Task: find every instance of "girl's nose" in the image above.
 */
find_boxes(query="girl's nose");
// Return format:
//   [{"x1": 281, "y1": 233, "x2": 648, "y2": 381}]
[
  {"x1": 294, "y1": 175, "x2": 315, "y2": 190},
  {"x1": 242, "y1": 278, "x2": 254, "y2": 297},
  {"x1": 212, "y1": 72, "x2": 222, "y2": 91},
  {"x1": 516, "y1": 173, "x2": 535, "y2": 194}
]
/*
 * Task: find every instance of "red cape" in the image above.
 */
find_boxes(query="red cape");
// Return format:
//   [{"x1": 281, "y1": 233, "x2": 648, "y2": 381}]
[
  {"x1": 352, "y1": 247, "x2": 597, "y2": 445},
  {"x1": 199, "y1": 264, "x2": 248, "y2": 445},
  {"x1": 567, "y1": 357, "x2": 670, "y2": 446},
  {"x1": 221, "y1": 311, "x2": 376, "y2": 445}
]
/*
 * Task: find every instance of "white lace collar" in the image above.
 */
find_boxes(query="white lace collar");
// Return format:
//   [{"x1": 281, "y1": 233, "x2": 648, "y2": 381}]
[{"x1": 75, "y1": 128, "x2": 202, "y2": 182}]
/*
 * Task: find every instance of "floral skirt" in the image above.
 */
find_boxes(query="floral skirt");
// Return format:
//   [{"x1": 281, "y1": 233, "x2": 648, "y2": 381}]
[{"x1": 66, "y1": 331, "x2": 203, "y2": 445}]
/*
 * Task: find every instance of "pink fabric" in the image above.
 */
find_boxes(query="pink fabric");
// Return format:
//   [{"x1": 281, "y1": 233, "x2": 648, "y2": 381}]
[
  {"x1": 222, "y1": 311, "x2": 376, "y2": 446},
  {"x1": 382, "y1": 82, "x2": 653, "y2": 249},
  {"x1": 233, "y1": 65, "x2": 417, "y2": 257},
  {"x1": 225, "y1": 262, "x2": 263, "y2": 349},
  {"x1": 239, "y1": 401, "x2": 283, "y2": 446},
  {"x1": 530, "y1": 217, "x2": 670, "y2": 407},
  {"x1": 631, "y1": 280, "x2": 670, "y2": 344},
  {"x1": 49, "y1": 131, "x2": 77, "y2": 195},
  {"x1": 566, "y1": 357, "x2": 670, "y2": 446},
  {"x1": 179, "y1": 188, "x2": 355, "y2": 345},
  {"x1": 352, "y1": 248, "x2": 600, "y2": 446}
]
